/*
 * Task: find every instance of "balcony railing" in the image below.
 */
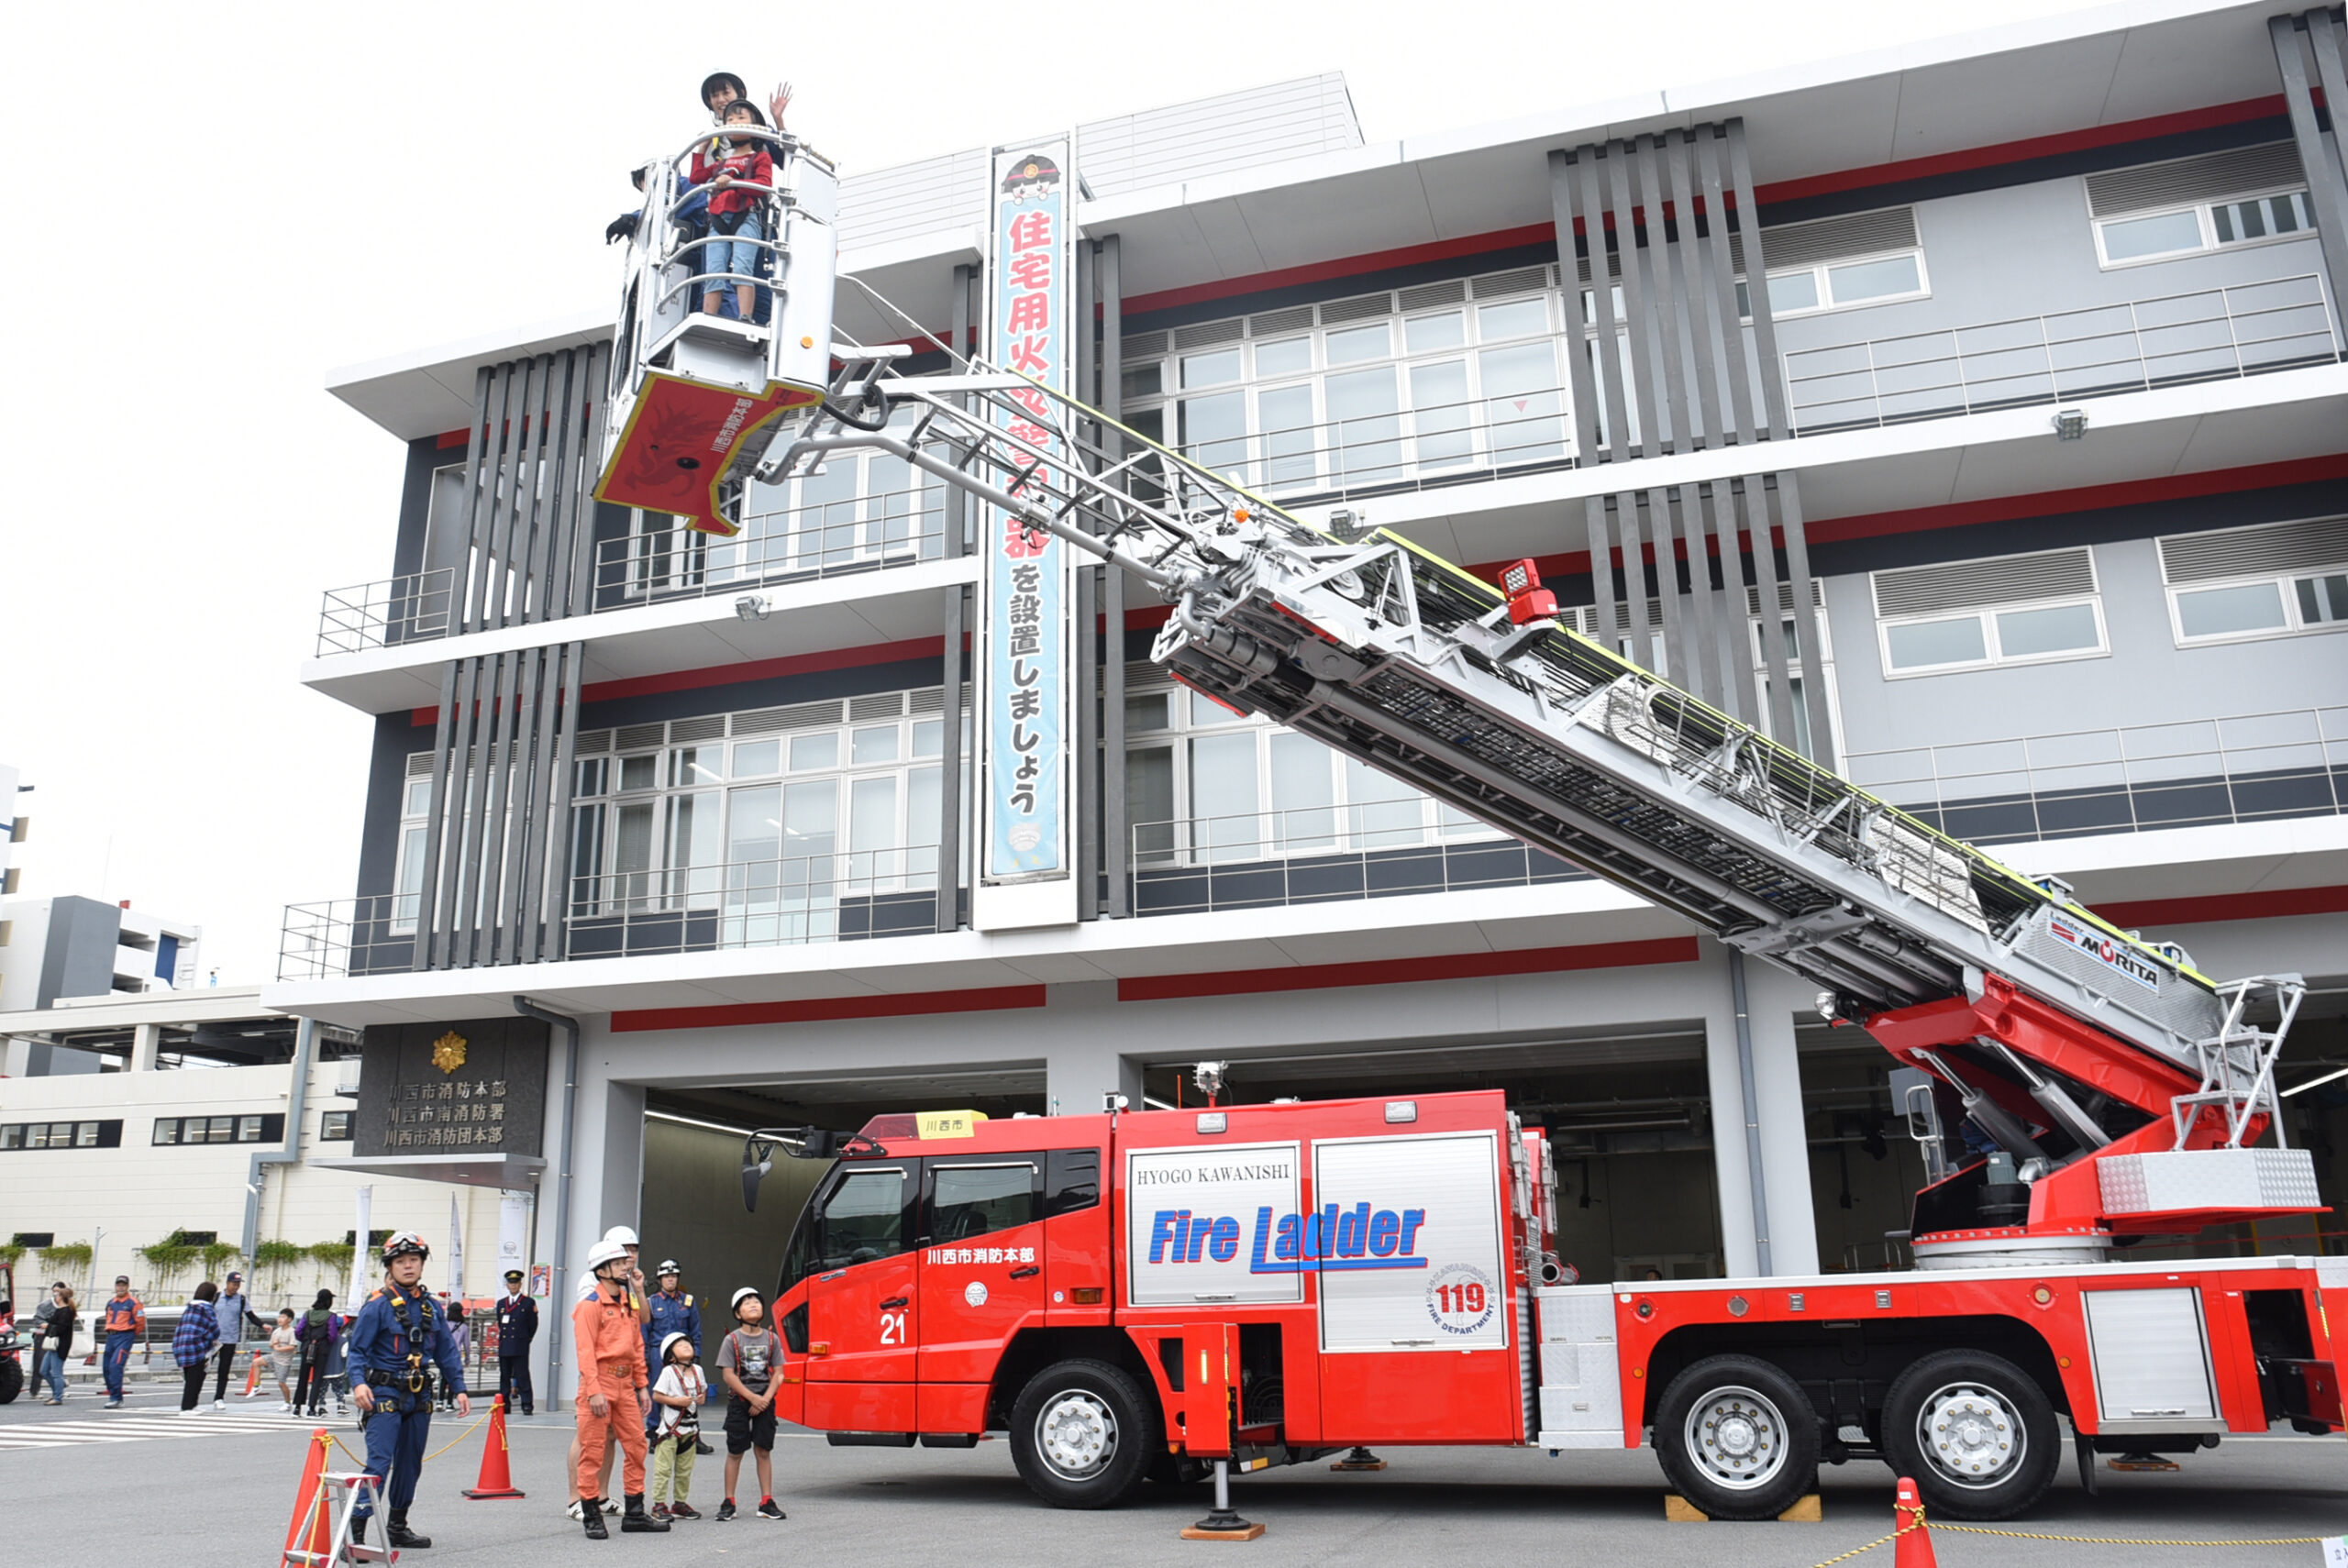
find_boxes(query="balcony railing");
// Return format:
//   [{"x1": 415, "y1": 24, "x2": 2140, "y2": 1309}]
[
  {"x1": 1784, "y1": 273, "x2": 2340, "y2": 434},
  {"x1": 1844, "y1": 704, "x2": 2348, "y2": 845},
  {"x1": 593, "y1": 485, "x2": 952, "y2": 609},
  {"x1": 1129, "y1": 806, "x2": 1589, "y2": 916},
  {"x1": 316, "y1": 568, "x2": 456, "y2": 657},
  {"x1": 280, "y1": 848, "x2": 945, "y2": 980}
]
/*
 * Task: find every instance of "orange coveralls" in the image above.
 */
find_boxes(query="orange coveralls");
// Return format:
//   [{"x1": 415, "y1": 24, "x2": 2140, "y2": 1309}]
[{"x1": 572, "y1": 1285, "x2": 650, "y2": 1499}]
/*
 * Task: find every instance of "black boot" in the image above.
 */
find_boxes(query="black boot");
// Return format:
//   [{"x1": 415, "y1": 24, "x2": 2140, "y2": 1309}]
[
  {"x1": 582, "y1": 1498, "x2": 609, "y2": 1540},
  {"x1": 384, "y1": 1510, "x2": 431, "y2": 1550},
  {"x1": 621, "y1": 1493, "x2": 670, "y2": 1533},
  {"x1": 350, "y1": 1516, "x2": 367, "y2": 1547}
]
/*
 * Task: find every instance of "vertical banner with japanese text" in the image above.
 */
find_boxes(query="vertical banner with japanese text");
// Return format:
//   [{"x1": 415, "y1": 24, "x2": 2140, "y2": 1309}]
[{"x1": 977, "y1": 139, "x2": 1077, "y2": 929}]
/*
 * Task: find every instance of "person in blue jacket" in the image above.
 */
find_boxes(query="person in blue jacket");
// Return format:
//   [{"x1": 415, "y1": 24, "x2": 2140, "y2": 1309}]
[
  {"x1": 643, "y1": 1262, "x2": 701, "y2": 1441},
  {"x1": 347, "y1": 1231, "x2": 471, "y2": 1550}
]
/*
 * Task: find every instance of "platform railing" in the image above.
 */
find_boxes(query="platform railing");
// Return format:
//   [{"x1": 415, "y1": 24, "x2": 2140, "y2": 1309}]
[
  {"x1": 1843, "y1": 704, "x2": 2348, "y2": 844},
  {"x1": 315, "y1": 568, "x2": 457, "y2": 657},
  {"x1": 1783, "y1": 272, "x2": 2339, "y2": 434},
  {"x1": 596, "y1": 481, "x2": 952, "y2": 606}
]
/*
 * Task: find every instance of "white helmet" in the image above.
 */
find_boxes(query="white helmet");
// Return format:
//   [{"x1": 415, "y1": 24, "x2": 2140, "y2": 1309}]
[
  {"x1": 659, "y1": 1331, "x2": 694, "y2": 1363},
  {"x1": 600, "y1": 1225, "x2": 638, "y2": 1247},
  {"x1": 584, "y1": 1238, "x2": 631, "y2": 1273},
  {"x1": 730, "y1": 1286, "x2": 762, "y2": 1312}
]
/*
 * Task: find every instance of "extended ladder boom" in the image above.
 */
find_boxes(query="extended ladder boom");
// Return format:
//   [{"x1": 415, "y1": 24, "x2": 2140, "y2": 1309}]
[{"x1": 770, "y1": 349, "x2": 2229, "y2": 1072}]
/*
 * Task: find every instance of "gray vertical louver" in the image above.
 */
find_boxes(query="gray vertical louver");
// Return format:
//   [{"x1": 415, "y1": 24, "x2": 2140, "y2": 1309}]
[
  {"x1": 1546, "y1": 120, "x2": 1830, "y2": 760},
  {"x1": 2270, "y1": 11, "x2": 2348, "y2": 344}
]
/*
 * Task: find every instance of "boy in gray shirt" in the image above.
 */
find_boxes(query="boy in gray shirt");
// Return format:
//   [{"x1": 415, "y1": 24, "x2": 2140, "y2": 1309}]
[{"x1": 713, "y1": 1288, "x2": 784, "y2": 1521}]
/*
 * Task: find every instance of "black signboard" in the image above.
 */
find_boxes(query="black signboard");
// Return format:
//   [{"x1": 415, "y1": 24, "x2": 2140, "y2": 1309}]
[{"x1": 354, "y1": 1017, "x2": 548, "y2": 1160}]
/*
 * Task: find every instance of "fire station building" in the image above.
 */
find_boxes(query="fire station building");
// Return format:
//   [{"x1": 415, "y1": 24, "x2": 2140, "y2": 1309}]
[{"x1": 278, "y1": 1, "x2": 2348, "y2": 1402}]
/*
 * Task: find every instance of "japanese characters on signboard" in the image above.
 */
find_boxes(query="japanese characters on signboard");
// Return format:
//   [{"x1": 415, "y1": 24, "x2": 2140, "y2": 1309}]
[
  {"x1": 983, "y1": 143, "x2": 1071, "y2": 888},
  {"x1": 354, "y1": 1018, "x2": 548, "y2": 1160}
]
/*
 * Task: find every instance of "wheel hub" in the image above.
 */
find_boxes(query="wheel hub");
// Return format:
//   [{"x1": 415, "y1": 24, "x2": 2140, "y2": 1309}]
[
  {"x1": 1921, "y1": 1383, "x2": 2019, "y2": 1485},
  {"x1": 1036, "y1": 1390, "x2": 1115, "y2": 1479},
  {"x1": 1685, "y1": 1386, "x2": 1786, "y2": 1490}
]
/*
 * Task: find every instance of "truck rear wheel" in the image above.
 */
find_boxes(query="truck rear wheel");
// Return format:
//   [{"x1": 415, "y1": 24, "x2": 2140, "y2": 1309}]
[
  {"x1": 0, "y1": 1352, "x2": 21, "y2": 1404},
  {"x1": 1654, "y1": 1354, "x2": 1820, "y2": 1520},
  {"x1": 1008, "y1": 1358, "x2": 1156, "y2": 1508},
  {"x1": 1882, "y1": 1349, "x2": 2058, "y2": 1520}
]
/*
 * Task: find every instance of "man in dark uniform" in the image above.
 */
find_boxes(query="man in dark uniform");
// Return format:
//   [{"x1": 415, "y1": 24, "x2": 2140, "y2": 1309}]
[
  {"x1": 347, "y1": 1231, "x2": 471, "y2": 1549},
  {"x1": 496, "y1": 1269, "x2": 538, "y2": 1416}
]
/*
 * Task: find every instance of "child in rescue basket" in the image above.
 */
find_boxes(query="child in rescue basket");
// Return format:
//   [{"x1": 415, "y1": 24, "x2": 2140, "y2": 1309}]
[
  {"x1": 688, "y1": 100, "x2": 772, "y2": 322},
  {"x1": 648, "y1": 1331, "x2": 706, "y2": 1520},
  {"x1": 714, "y1": 1287, "x2": 784, "y2": 1521}
]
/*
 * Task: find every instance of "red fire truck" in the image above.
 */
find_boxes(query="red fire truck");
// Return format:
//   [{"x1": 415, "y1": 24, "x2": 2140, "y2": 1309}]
[
  {"x1": 741, "y1": 1088, "x2": 2337, "y2": 1524},
  {"x1": 592, "y1": 114, "x2": 2335, "y2": 1528}
]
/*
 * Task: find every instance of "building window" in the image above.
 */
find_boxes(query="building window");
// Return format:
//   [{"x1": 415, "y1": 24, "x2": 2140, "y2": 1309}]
[
  {"x1": 1731, "y1": 206, "x2": 1930, "y2": 321},
  {"x1": 1119, "y1": 266, "x2": 1573, "y2": 496},
  {"x1": 3, "y1": 1120, "x2": 122, "y2": 1152},
  {"x1": 1124, "y1": 680, "x2": 1489, "y2": 868},
  {"x1": 2087, "y1": 141, "x2": 2316, "y2": 268},
  {"x1": 150, "y1": 1115, "x2": 282, "y2": 1146},
  {"x1": 1872, "y1": 547, "x2": 2107, "y2": 678},
  {"x1": 2158, "y1": 516, "x2": 2348, "y2": 646},
  {"x1": 566, "y1": 690, "x2": 964, "y2": 942},
  {"x1": 320, "y1": 1111, "x2": 354, "y2": 1142}
]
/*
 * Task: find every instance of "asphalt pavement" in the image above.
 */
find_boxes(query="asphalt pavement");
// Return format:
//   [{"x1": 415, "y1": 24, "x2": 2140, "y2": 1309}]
[{"x1": 2, "y1": 1391, "x2": 2342, "y2": 1566}]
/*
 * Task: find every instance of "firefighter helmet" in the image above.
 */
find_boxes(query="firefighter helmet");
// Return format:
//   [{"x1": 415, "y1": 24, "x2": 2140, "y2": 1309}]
[
  {"x1": 584, "y1": 1238, "x2": 631, "y2": 1274},
  {"x1": 600, "y1": 1225, "x2": 638, "y2": 1247},
  {"x1": 656, "y1": 1259, "x2": 680, "y2": 1276},
  {"x1": 381, "y1": 1231, "x2": 430, "y2": 1264}
]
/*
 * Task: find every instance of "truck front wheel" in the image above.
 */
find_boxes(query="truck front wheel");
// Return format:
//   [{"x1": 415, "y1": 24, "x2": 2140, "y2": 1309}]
[
  {"x1": 1008, "y1": 1358, "x2": 1157, "y2": 1508},
  {"x1": 1653, "y1": 1354, "x2": 1820, "y2": 1520},
  {"x1": 1882, "y1": 1349, "x2": 2058, "y2": 1520}
]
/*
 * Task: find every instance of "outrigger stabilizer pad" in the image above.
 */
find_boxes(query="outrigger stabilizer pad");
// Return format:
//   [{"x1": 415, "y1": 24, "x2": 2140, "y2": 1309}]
[
  {"x1": 1329, "y1": 1446, "x2": 1387, "y2": 1472},
  {"x1": 1180, "y1": 1460, "x2": 1266, "y2": 1542}
]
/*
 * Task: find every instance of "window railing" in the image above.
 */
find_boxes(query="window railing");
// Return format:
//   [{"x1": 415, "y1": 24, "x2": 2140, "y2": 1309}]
[
  {"x1": 564, "y1": 847, "x2": 942, "y2": 956},
  {"x1": 594, "y1": 482, "x2": 954, "y2": 608},
  {"x1": 1784, "y1": 273, "x2": 2339, "y2": 434},
  {"x1": 1843, "y1": 704, "x2": 2348, "y2": 845},
  {"x1": 315, "y1": 568, "x2": 457, "y2": 657},
  {"x1": 279, "y1": 895, "x2": 426, "y2": 981},
  {"x1": 1128, "y1": 805, "x2": 1587, "y2": 916}
]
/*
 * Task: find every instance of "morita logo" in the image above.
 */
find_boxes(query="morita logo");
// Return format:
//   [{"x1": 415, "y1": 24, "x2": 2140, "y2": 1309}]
[{"x1": 2046, "y1": 916, "x2": 2162, "y2": 992}]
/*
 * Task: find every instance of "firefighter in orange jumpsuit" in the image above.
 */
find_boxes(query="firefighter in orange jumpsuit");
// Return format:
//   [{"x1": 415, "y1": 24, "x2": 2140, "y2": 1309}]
[{"x1": 573, "y1": 1238, "x2": 669, "y2": 1538}]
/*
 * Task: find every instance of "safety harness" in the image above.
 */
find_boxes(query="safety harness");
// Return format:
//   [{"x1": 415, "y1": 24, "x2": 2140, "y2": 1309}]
[{"x1": 368, "y1": 1286, "x2": 439, "y2": 1397}]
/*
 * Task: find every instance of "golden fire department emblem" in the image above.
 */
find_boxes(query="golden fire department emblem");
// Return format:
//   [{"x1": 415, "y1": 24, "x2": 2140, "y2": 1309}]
[{"x1": 431, "y1": 1031, "x2": 469, "y2": 1075}]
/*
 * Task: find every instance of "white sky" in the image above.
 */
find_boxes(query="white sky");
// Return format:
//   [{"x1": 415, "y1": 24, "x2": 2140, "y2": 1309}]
[{"x1": 0, "y1": 0, "x2": 2121, "y2": 983}]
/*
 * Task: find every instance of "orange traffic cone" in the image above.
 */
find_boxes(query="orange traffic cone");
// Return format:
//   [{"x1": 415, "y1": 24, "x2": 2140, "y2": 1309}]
[
  {"x1": 244, "y1": 1352, "x2": 265, "y2": 1398},
  {"x1": 282, "y1": 1428, "x2": 334, "y2": 1563},
  {"x1": 461, "y1": 1397, "x2": 526, "y2": 1499},
  {"x1": 1892, "y1": 1477, "x2": 1938, "y2": 1568}
]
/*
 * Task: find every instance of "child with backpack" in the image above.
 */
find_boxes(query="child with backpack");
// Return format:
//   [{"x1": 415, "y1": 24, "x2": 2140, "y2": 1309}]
[
  {"x1": 688, "y1": 101, "x2": 773, "y2": 322},
  {"x1": 648, "y1": 1331, "x2": 707, "y2": 1521}
]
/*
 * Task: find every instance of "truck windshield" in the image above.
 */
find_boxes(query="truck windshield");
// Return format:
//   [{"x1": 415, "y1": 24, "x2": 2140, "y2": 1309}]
[{"x1": 782, "y1": 1165, "x2": 912, "y2": 1292}]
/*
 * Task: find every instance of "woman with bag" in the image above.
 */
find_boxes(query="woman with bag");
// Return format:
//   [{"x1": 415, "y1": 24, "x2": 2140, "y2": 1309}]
[
  {"x1": 295, "y1": 1289, "x2": 341, "y2": 1417},
  {"x1": 174, "y1": 1282, "x2": 222, "y2": 1414},
  {"x1": 38, "y1": 1283, "x2": 76, "y2": 1404}
]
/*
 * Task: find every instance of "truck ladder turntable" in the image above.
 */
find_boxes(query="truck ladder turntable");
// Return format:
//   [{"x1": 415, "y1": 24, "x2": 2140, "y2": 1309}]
[{"x1": 593, "y1": 138, "x2": 2314, "y2": 1256}]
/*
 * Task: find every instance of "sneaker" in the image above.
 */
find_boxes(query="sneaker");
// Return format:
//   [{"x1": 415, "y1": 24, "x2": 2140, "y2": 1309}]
[
  {"x1": 715, "y1": 1500, "x2": 737, "y2": 1522},
  {"x1": 212, "y1": 1399, "x2": 226, "y2": 1411},
  {"x1": 566, "y1": 1500, "x2": 586, "y2": 1521},
  {"x1": 669, "y1": 1502, "x2": 701, "y2": 1520},
  {"x1": 602, "y1": 1497, "x2": 621, "y2": 1516},
  {"x1": 650, "y1": 1505, "x2": 671, "y2": 1523},
  {"x1": 281, "y1": 1401, "x2": 294, "y2": 1413},
  {"x1": 43, "y1": 1397, "x2": 61, "y2": 1406},
  {"x1": 756, "y1": 1498, "x2": 785, "y2": 1520},
  {"x1": 105, "y1": 1399, "x2": 124, "y2": 1409}
]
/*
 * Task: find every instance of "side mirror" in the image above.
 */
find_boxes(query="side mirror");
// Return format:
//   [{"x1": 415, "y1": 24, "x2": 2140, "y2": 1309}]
[
  {"x1": 1889, "y1": 1067, "x2": 1949, "y2": 1186},
  {"x1": 741, "y1": 1151, "x2": 772, "y2": 1214},
  {"x1": 739, "y1": 1125, "x2": 841, "y2": 1211}
]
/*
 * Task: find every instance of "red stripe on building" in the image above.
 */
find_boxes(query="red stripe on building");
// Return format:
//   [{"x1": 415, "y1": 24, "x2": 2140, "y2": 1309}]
[
  {"x1": 1117, "y1": 935, "x2": 1700, "y2": 1003},
  {"x1": 1123, "y1": 225, "x2": 1556, "y2": 316},
  {"x1": 612, "y1": 983, "x2": 1047, "y2": 1033},
  {"x1": 2092, "y1": 885, "x2": 2348, "y2": 931},
  {"x1": 1467, "y1": 453, "x2": 2348, "y2": 586}
]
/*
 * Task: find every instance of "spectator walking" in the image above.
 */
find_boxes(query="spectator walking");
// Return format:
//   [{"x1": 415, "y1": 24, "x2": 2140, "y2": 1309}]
[
  {"x1": 295, "y1": 1289, "x2": 341, "y2": 1417},
  {"x1": 174, "y1": 1281, "x2": 222, "y2": 1414},
  {"x1": 100, "y1": 1275, "x2": 145, "y2": 1409},
  {"x1": 648, "y1": 1331, "x2": 706, "y2": 1521},
  {"x1": 496, "y1": 1269, "x2": 537, "y2": 1415},
  {"x1": 714, "y1": 1287, "x2": 784, "y2": 1521},
  {"x1": 270, "y1": 1309, "x2": 301, "y2": 1410},
  {"x1": 211, "y1": 1270, "x2": 260, "y2": 1408},
  {"x1": 441, "y1": 1296, "x2": 471, "y2": 1411},
  {"x1": 38, "y1": 1283, "x2": 76, "y2": 1404}
]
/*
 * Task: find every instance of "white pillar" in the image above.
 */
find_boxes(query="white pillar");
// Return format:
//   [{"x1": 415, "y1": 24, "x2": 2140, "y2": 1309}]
[
  {"x1": 1701, "y1": 954, "x2": 1822, "y2": 1278},
  {"x1": 1042, "y1": 983, "x2": 1139, "y2": 1115},
  {"x1": 130, "y1": 1023, "x2": 161, "y2": 1072}
]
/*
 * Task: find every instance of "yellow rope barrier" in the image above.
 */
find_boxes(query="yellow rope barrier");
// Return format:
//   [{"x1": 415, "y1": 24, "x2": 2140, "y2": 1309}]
[
  {"x1": 1796, "y1": 1499, "x2": 2329, "y2": 1568},
  {"x1": 325, "y1": 1409, "x2": 490, "y2": 1470}
]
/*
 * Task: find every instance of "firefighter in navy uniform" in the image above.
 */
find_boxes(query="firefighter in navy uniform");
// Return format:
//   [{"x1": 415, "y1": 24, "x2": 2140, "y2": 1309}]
[{"x1": 347, "y1": 1231, "x2": 471, "y2": 1549}]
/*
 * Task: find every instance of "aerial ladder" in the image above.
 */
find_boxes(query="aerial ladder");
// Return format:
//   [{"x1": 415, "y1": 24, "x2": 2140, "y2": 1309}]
[{"x1": 596, "y1": 126, "x2": 2315, "y2": 1265}]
